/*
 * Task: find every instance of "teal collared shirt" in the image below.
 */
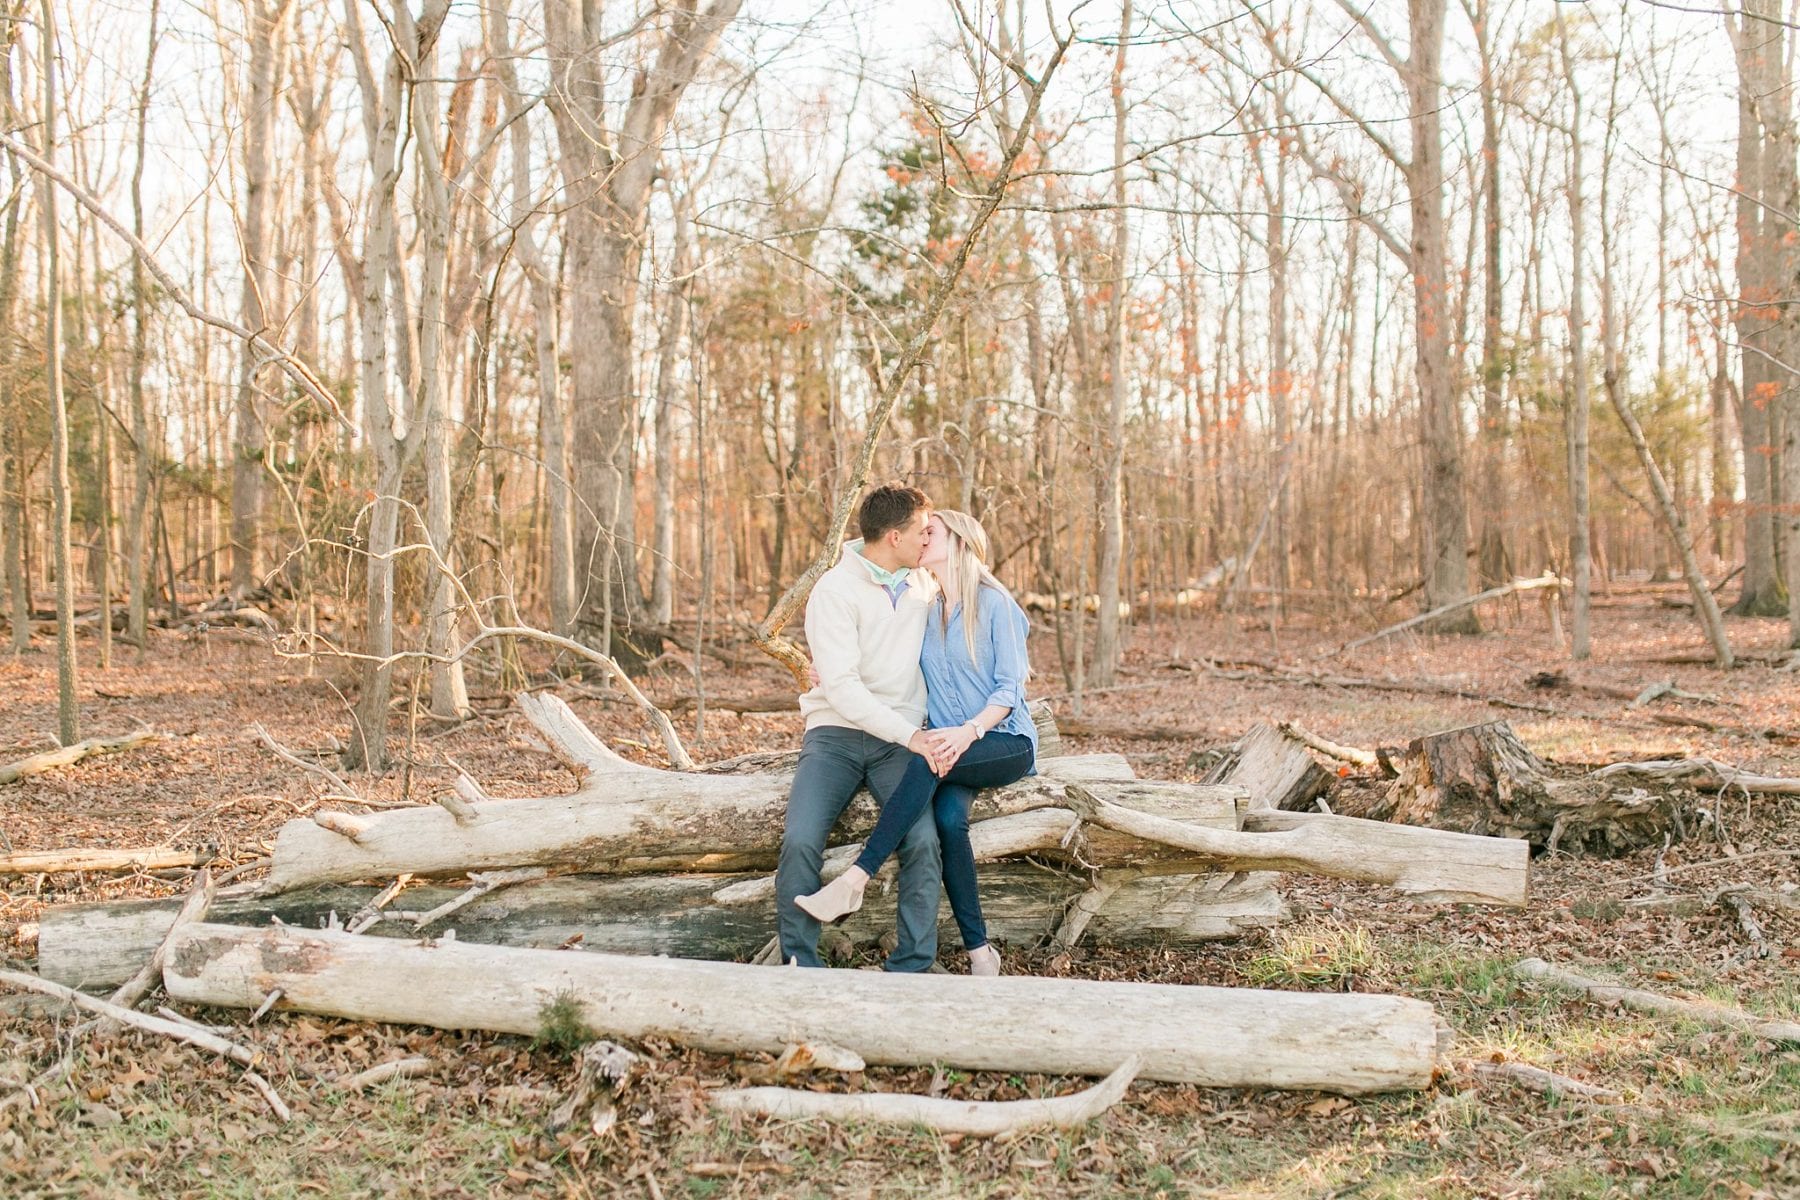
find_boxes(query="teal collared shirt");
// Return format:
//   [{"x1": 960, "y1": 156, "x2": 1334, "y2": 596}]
[
  {"x1": 851, "y1": 540, "x2": 912, "y2": 607},
  {"x1": 853, "y1": 547, "x2": 911, "y2": 588}
]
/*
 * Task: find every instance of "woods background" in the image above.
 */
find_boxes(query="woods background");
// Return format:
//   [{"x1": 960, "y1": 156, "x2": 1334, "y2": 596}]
[{"x1": 0, "y1": 0, "x2": 1796, "y2": 763}]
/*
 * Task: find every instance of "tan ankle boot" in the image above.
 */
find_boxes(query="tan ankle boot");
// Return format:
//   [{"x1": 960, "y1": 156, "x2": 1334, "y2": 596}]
[
  {"x1": 796, "y1": 867, "x2": 869, "y2": 923},
  {"x1": 968, "y1": 944, "x2": 1002, "y2": 976}
]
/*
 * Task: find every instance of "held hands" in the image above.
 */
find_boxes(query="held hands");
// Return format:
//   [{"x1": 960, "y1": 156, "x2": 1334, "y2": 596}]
[{"x1": 920, "y1": 725, "x2": 977, "y2": 777}]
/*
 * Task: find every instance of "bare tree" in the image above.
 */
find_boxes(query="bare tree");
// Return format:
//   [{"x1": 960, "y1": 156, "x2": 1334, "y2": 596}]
[
  {"x1": 1091, "y1": 0, "x2": 1133, "y2": 687},
  {"x1": 1555, "y1": 8, "x2": 1593, "y2": 661},
  {"x1": 542, "y1": 0, "x2": 745, "y2": 665},
  {"x1": 39, "y1": 0, "x2": 77, "y2": 742},
  {"x1": 0, "y1": 0, "x2": 26, "y2": 653},
  {"x1": 1255, "y1": 0, "x2": 1477, "y2": 629},
  {"x1": 229, "y1": 0, "x2": 296, "y2": 598},
  {"x1": 127, "y1": 0, "x2": 161, "y2": 650},
  {"x1": 1726, "y1": 0, "x2": 1793, "y2": 617}
]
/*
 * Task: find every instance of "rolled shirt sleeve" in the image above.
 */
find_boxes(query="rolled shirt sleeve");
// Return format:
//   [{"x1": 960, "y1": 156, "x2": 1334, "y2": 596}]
[
  {"x1": 806, "y1": 589, "x2": 923, "y2": 747},
  {"x1": 981, "y1": 594, "x2": 1030, "y2": 715}
]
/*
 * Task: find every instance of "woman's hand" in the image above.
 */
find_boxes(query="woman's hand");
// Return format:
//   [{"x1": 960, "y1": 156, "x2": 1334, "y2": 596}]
[
  {"x1": 908, "y1": 730, "x2": 955, "y2": 776},
  {"x1": 922, "y1": 725, "x2": 977, "y2": 776}
]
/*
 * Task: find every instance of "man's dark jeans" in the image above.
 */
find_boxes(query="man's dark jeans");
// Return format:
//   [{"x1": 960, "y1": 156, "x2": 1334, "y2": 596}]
[{"x1": 776, "y1": 726, "x2": 942, "y2": 971}]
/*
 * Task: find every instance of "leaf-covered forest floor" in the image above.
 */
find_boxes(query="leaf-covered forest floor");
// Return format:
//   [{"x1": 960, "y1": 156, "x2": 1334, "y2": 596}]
[{"x1": 1, "y1": 580, "x2": 1796, "y2": 1198}]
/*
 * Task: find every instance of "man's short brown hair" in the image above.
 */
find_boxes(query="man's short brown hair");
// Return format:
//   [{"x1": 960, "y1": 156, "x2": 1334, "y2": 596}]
[{"x1": 857, "y1": 482, "x2": 930, "y2": 543}]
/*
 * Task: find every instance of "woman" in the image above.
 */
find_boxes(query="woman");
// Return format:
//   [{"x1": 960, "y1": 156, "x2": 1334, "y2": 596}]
[{"x1": 797, "y1": 510, "x2": 1036, "y2": 975}]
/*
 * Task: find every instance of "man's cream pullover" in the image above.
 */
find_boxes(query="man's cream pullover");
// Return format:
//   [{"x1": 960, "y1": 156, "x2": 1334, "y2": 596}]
[{"x1": 798, "y1": 541, "x2": 934, "y2": 747}]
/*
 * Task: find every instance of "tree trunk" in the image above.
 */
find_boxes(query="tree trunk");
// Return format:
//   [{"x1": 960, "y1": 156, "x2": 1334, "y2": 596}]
[
  {"x1": 1379, "y1": 721, "x2": 1684, "y2": 853},
  {"x1": 228, "y1": 0, "x2": 294, "y2": 598},
  {"x1": 487, "y1": 0, "x2": 572, "y2": 635},
  {"x1": 404, "y1": 2, "x2": 468, "y2": 721},
  {"x1": 1091, "y1": 0, "x2": 1132, "y2": 686},
  {"x1": 1473, "y1": 0, "x2": 1508, "y2": 588},
  {"x1": 1557, "y1": 8, "x2": 1593, "y2": 660},
  {"x1": 1406, "y1": 0, "x2": 1476, "y2": 631},
  {"x1": 163, "y1": 922, "x2": 1443, "y2": 1093},
  {"x1": 126, "y1": 0, "x2": 159, "y2": 651},
  {"x1": 39, "y1": 0, "x2": 77, "y2": 745},
  {"x1": 650, "y1": 196, "x2": 694, "y2": 627},
  {"x1": 543, "y1": 0, "x2": 745, "y2": 663},
  {"x1": 0, "y1": 24, "x2": 25, "y2": 653},
  {"x1": 1730, "y1": 1, "x2": 1791, "y2": 616}
]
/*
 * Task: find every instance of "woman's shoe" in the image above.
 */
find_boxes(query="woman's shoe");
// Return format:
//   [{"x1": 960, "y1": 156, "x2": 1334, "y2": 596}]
[
  {"x1": 968, "y1": 944, "x2": 1002, "y2": 976},
  {"x1": 796, "y1": 867, "x2": 870, "y2": 923}
]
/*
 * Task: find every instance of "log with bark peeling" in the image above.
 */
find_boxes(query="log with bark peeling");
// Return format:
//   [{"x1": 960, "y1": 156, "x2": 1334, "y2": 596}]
[
  {"x1": 162, "y1": 922, "x2": 1443, "y2": 1093},
  {"x1": 38, "y1": 866, "x2": 1287, "y2": 989}
]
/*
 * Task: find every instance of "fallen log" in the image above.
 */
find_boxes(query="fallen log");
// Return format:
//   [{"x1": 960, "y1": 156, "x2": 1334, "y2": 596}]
[
  {"x1": 38, "y1": 867, "x2": 1287, "y2": 989},
  {"x1": 265, "y1": 751, "x2": 1140, "y2": 891},
  {"x1": 1070, "y1": 783, "x2": 1528, "y2": 906},
  {"x1": 1323, "y1": 573, "x2": 1567, "y2": 656},
  {"x1": 163, "y1": 922, "x2": 1443, "y2": 1093},
  {"x1": 0, "y1": 728, "x2": 161, "y2": 786},
  {"x1": 0, "y1": 844, "x2": 214, "y2": 876}
]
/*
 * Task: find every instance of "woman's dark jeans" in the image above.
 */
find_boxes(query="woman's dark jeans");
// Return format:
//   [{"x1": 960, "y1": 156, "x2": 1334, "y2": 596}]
[{"x1": 852, "y1": 732, "x2": 1034, "y2": 950}]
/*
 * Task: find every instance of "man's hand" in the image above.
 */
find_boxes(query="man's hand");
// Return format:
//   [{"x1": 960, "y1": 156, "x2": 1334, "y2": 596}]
[{"x1": 922, "y1": 725, "x2": 977, "y2": 775}]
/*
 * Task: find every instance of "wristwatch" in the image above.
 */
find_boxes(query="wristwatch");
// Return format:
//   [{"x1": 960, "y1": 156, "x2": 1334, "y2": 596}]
[{"x1": 964, "y1": 720, "x2": 983, "y2": 738}]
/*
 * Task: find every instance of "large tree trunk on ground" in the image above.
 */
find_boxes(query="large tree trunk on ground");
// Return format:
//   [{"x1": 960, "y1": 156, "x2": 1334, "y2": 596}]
[
  {"x1": 162, "y1": 922, "x2": 1442, "y2": 1093},
  {"x1": 266, "y1": 752, "x2": 1148, "y2": 891},
  {"x1": 1379, "y1": 721, "x2": 1685, "y2": 852},
  {"x1": 39, "y1": 868, "x2": 1285, "y2": 990}
]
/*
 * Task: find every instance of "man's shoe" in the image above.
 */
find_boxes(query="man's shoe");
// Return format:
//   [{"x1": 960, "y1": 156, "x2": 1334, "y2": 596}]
[
  {"x1": 968, "y1": 944, "x2": 1002, "y2": 976},
  {"x1": 796, "y1": 866, "x2": 870, "y2": 923}
]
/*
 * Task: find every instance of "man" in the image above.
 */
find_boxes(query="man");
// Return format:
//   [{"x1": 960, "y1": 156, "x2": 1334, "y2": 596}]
[{"x1": 776, "y1": 482, "x2": 948, "y2": 971}]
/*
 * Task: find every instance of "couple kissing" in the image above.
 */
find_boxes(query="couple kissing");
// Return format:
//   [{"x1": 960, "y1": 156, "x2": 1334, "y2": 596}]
[{"x1": 775, "y1": 483, "x2": 1038, "y2": 976}]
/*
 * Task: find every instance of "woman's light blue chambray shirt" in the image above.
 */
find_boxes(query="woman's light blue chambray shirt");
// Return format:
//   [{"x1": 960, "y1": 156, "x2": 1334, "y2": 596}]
[{"x1": 920, "y1": 585, "x2": 1038, "y2": 771}]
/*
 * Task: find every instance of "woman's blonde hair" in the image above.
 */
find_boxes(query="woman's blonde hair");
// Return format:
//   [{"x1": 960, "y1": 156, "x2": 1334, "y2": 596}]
[{"x1": 932, "y1": 510, "x2": 1006, "y2": 662}]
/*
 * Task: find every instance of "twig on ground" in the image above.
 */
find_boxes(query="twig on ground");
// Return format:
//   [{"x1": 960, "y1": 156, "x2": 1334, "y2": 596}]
[
  {"x1": 347, "y1": 875, "x2": 413, "y2": 935},
  {"x1": 1471, "y1": 1060, "x2": 1621, "y2": 1101},
  {"x1": 1514, "y1": 958, "x2": 1800, "y2": 1044},
  {"x1": 710, "y1": 1055, "x2": 1142, "y2": 1135},
  {"x1": 0, "y1": 969, "x2": 291, "y2": 1121},
  {"x1": 409, "y1": 868, "x2": 549, "y2": 930},
  {"x1": 339, "y1": 1056, "x2": 436, "y2": 1091}
]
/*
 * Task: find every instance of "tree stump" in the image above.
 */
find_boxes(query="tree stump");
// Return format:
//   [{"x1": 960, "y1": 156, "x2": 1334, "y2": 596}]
[
  {"x1": 1379, "y1": 721, "x2": 1686, "y2": 853},
  {"x1": 1203, "y1": 722, "x2": 1333, "y2": 811}
]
